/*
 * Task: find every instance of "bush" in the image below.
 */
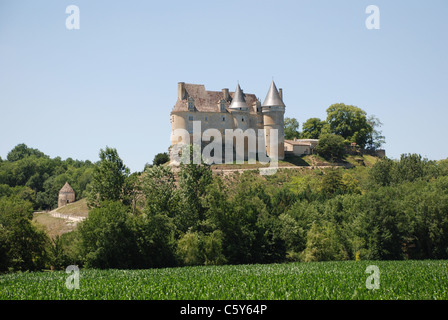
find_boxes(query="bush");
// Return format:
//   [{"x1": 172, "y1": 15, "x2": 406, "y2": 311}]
[
  {"x1": 315, "y1": 134, "x2": 346, "y2": 161},
  {"x1": 153, "y1": 152, "x2": 170, "y2": 166}
]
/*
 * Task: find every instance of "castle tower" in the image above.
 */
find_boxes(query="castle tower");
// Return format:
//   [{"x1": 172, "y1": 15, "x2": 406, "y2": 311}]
[
  {"x1": 228, "y1": 83, "x2": 249, "y2": 130},
  {"x1": 228, "y1": 84, "x2": 250, "y2": 160},
  {"x1": 58, "y1": 182, "x2": 75, "y2": 208},
  {"x1": 262, "y1": 81, "x2": 285, "y2": 160}
]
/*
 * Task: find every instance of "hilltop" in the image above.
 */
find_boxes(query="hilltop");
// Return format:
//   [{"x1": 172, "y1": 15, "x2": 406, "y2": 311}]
[{"x1": 33, "y1": 198, "x2": 89, "y2": 238}]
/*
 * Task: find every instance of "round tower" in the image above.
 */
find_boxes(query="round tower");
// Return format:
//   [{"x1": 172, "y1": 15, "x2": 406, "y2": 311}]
[
  {"x1": 228, "y1": 84, "x2": 251, "y2": 161},
  {"x1": 261, "y1": 81, "x2": 285, "y2": 160},
  {"x1": 58, "y1": 182, "x2": 75, "y2": 208}
]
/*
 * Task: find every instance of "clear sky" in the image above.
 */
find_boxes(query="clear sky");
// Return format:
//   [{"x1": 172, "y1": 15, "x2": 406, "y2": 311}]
[{"x1": 1, "y1": 0, "x2": 447, "y2": 172}]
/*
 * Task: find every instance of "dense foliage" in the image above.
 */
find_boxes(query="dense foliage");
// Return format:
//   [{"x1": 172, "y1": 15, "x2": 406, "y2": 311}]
[
  {"x1": 286, "y1": 103, "x2": 385, "y2": 150},
  {"x1": 1, "y1": 143, "x2": 448, "y2": 272},
  {"x1": 0, "y1": 144, "x2": 94, "y2": 210}
]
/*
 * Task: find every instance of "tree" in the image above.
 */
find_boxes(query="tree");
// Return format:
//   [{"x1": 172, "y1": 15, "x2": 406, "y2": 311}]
[
  {"x1": 284, "y1": 117, "x2": 300, "y2": 140},
  {"x1": 0, "y1": 196, "x2": 49, "y2": 271},
  {"x1": 87, "y1": 147, "x2": 131, "y2": 207},
  {"x1": 7, "y1": 143, "x2": 48, "y2": 162},
  {"x1": 78, "y1": 201, "x2": 136, "y2": 268},
  {"x1": 176, "y1": 230, "x2": 203, "y2": 266},
  {"x1": 314, "y1": 134, "x2": 346, "y2": 161},
  {"x1": 177, "y1": 162, "x2": 213, "y2": 232},
  {"x1": 325, "y1": 103, "x2": 373, "y2": 149},
  {"x1": 352, "y1": 187, "x2": 410, "y2": 260},
  {"x1": 302, "y1": 222, "x2": 349, "y2": 262},
  {"x1": 392, "y1": 153, "x2": 427, "y2": 184},
  {"x1": 320, "y1": 169, "x2": 344, "y2": 196},
  {"x1": 369, "y1": 157, "x2": 394, "y2": 186},
  {"x1": 133, "y1": 212, "x2": 177, "y2": 268},
  {"x1": 301, "y1": 118, "x2": 326, "y2": 139},
  {"x1": 153, "y1": 152, "x2": 170, "y2": 166},
  {"x1": 365, "y1": 115, "x2": 385, "y2": 150},
  {"x1": 143, "y1": 165, "x2": 179, "y2": 218}
]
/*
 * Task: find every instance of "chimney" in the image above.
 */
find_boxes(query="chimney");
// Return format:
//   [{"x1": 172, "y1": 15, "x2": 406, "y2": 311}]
[
  {"x1": 178, "y1": 82, "x2": 186, "y2": 100},
  {"x1": 222, "y1": 88, "x2": 230, "y2": 101},
  {"x1": 279, "y1": 88, "x2": 283, "y2": 100}
]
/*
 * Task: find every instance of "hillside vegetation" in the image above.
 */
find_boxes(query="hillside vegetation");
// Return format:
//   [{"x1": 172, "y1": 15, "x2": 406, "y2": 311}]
[{"x1": 1, "y1": 143, "x2": 448, "y2": 273}]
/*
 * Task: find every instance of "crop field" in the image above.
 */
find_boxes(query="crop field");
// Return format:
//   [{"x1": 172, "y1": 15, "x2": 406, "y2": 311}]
[{"x1": 1, "y1": 260, "x2": 447, "y2": 300}]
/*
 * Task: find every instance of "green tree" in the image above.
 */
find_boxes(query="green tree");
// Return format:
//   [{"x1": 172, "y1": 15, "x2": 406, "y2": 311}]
[
  {"x1": 0, "y1": 196, "x2": 49, "y2": 271},
  {"x1": 177, "y1": 162, "x2": 212, "y2": 232},
  {"x1": 87, "y1": 147, "x2": 131, "y2": 207},
  {"x1": 352, "y1": 187, "x2": 410, "y2": 260},
  {"x1": 176, "y1": 230, "x2": 203, "y2": 266},
  {"x1": 301, "y1": 118, "x2": 326, "y2": 139},
  {"x1": 365, "y1": 115, "x2": 386, "y2": 150},
  {"x1": 392, "y1": 153, "x2": 427, "y2": 184},
  {"x1": 325, "y1": 103, "x2": 373, "y2": 148},
  {"x1": 78, "y1": 201, "x2": 136, "y2": 268},
  {"x1": 320, "y1": 169, "x2": 344, "y2": 196},
  {"x1": 143, "y1": 165, "x2": 178, "y2": 216},
  {"x1": 7, "y1": 143, "x2": 48, "y2": 162},
  {"x1": 284, "y1": 117, "x2": 300, "y2": 140},
  {"x1": 153, "y1": 152, "x2": 170, "y2": 166},
  {"x1": 369, "y1": 157, "x2": 394, "y2": 186},
  {"x1": 314, "y1": 134, "x2": 346, "y2": 161},
  {"x1": 302, "y1": 222, "x2": 349, "y2": 262},
  {"x1": 133, "y1": 213, "x2": 177, "y2": 268}
]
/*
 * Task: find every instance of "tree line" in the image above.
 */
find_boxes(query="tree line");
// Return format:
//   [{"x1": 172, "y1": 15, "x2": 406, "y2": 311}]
[
  {"x1": 1, "y1": 144, "x2": 448, "y2": 272},
  {"x1": 284, "y1": 103, "x2": 386, "y2": 160}
]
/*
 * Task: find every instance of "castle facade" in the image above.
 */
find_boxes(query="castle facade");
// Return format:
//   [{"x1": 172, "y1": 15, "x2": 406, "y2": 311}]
[{"x1": 170, "y1": 81, "x2": 286, "y2": 162}]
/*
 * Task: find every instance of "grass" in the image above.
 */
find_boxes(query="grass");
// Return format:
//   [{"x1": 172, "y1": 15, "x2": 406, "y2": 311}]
[
  {"x1": 53, "y1": 198, "x2": 89, "y2": 216},
  {"x1": 1, "y1": 260, "x2": 447, "y2": 300},
  {"x1": 33, "y1": 199, "x2": 89, "y2": 238}
]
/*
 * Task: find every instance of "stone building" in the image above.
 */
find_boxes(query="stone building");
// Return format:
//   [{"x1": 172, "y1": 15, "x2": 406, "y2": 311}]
[
  {"x1": 284, "y1": 138, "x2": 319, "y2": 156},
  {"x1": 58, "y1": 182, "x2": 75, "y2": 208},
  {"x1": 170, "y1": 81, "x2": 286, "y2": 162}
]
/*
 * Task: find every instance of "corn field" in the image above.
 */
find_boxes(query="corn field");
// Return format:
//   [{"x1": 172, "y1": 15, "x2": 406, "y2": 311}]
[{"x1": 1, "y1": 260, "x2": 447, "y2": 300}]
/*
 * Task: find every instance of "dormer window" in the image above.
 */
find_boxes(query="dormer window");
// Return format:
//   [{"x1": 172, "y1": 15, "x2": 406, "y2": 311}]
[
  {"x1": 188, "y1": 97, "x2": 195, "y2": 111},
  {"x1": 219, "y1": 99, "x2": 226, "y2": 113}
]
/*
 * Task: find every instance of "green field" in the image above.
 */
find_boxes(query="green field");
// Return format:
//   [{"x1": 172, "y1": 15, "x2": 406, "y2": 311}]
[{"x1": 1, "y1": 260, "x2": 447, "y2": 300}]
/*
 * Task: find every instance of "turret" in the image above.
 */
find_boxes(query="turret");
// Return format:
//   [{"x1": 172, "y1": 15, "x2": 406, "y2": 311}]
[
  {"x1": 228, "y1": 84, "x2": 250, "y2": 161},
  {"x1": 262, "y1": 81, "x2": 285, "y2": 160}
]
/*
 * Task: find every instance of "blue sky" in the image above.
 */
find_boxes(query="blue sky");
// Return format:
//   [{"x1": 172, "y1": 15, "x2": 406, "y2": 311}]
[{"x1": 1, "y1": 0, "x2": 447, "y2": 172}]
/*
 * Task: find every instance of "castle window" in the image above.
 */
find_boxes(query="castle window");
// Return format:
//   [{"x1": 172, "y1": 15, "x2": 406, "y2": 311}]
[
  {"x1": 188, "y1": 97, "x2": 195, "y2": 111},
  {"x1": 189, "y1": 116, "x2": 193, "y2": 121},
  {"x1": 242, "y1": 117, "x2": 244, "y2": 122},
  {"x1": 205, "y1": 116, "x2": 208, "y2": 122},
  {"x1": 219, "y1": 99, "x2": 227, "y2": 113},
  {"x1": 222, "y1": 116, "x2": 226, "y2": 122}
]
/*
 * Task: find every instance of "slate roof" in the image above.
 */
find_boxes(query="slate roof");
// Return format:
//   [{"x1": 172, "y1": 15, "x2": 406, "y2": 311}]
[
  {"x1": 262, "y1": 81, "x2": 285, "y2": 107},
  {"x1": 172, "y1": 83, "x2": 258, "y2": 113}
]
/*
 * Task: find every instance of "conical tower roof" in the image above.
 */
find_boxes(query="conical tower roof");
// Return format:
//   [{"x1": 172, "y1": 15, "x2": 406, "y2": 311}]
[
  {"x1": 229, "y1": 84, "x2": 249, "y2": 110},
  {"x1": 59, "y1": 182, "x2": 75, "y2": 194},
  {"x1": 262, "y1": 81, "x2": 285, "y2": 107}
]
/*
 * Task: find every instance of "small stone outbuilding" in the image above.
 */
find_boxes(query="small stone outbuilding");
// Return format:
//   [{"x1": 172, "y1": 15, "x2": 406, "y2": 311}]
[{"x1": 58, "y1": 182, "x2": 75, "y2": 208}]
